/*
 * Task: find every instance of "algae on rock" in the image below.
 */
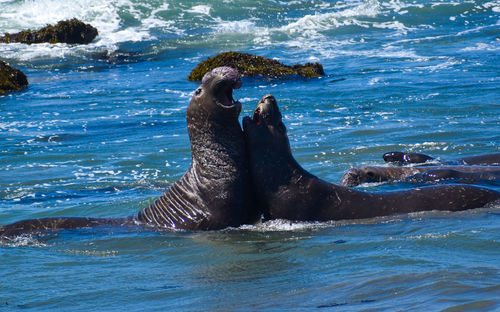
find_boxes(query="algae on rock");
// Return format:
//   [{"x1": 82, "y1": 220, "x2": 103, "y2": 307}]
[
  {"x1": 0, "y1": 61, "x2": 29, "y2": 95},
  {"x1": 188, "y1": 52, "x2": 324, "y2": 81},
  {"x1": 0, "y1": 19, "x2": 98, "y2": 45}
]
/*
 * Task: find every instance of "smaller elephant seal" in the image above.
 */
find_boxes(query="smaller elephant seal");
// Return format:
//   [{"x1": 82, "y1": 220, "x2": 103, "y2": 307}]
[
  {"x1": 243, "y1": 95, "x2": 500, "y2": 221},
  {"x1": 383, "y1": 151, "x2": 500, "y2": 165},
  {"x1": 340, "y1": 166, "x2": 500, "y2": 187},
  {"x1": 1, "y1": 67, "x2": 255, "y2": 237}
]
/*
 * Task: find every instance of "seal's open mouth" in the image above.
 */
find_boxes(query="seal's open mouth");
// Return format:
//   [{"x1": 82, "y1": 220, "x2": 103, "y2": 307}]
[
  {"x1": 206, "y1": 66, "x2": 242, "y2": 109},
  {"x1": 253, "y1": 106, "x2": 262, "y2": 125},
  {"x1": 251, "y1": 94, "x2": 276, "y2": 126},
  {"x1": 216, "y1": 82, "x2": 241, "y2": 108}
]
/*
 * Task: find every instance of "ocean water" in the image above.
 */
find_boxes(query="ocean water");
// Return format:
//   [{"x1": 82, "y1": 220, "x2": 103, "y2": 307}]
[{"x1": 1, "y1": 0, "x2": 500, "y2": 310}]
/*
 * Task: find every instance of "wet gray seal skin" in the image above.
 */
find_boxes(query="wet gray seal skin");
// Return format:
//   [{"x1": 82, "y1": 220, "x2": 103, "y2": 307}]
[
  {"x1": 1, "y1": 67, "x2": 256, "y2": 237},
  {"x1": 383, "y1": 151, "x2": 500, "y2": 165},
  {"x1": 242, "y1": 95, "x2": 500, "y2": 221},
  {"x1": 0, "y1": 217, "x2": 135, "y2": 237},
  {"x1": 136, "y1": 66, "x2": 256, "y2": 230},
  {"x1": 382, "y1": 152, "x2": 434, "y2": 165},
  {"x1": 340, "y1": 166, "x2": 500, "y2": 187},
  {"x1": 409, "y1": 169, "x2": 500, "y2": 184}
]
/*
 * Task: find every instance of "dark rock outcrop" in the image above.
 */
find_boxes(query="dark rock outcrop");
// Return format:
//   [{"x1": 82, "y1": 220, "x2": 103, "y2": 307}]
[
  {"x1": 0, "y1": 61, "x2": 28, "y2": 95},
  {"x1": 188, "y1": 52, "x2": 324, "y2": 81},
  {"x1": 0, "y1": 18, "x2": 98, "y2": 45}
]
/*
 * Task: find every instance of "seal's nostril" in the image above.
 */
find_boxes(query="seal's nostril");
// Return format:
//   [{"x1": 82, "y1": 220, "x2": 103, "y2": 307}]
[{"x1": 201, "y1": 67, "x2": 241, "y2": 86}]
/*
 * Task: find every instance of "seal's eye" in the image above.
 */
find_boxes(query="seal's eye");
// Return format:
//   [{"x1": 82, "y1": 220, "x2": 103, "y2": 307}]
[{"x1": 194, "y1": 88, "x2": 202, "y2": 95}]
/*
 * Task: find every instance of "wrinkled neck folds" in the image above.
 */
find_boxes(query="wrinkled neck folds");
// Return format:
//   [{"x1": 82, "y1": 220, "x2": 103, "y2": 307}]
[{"x1": 189, "y1": 119, "x2": 245, "y2": 178}]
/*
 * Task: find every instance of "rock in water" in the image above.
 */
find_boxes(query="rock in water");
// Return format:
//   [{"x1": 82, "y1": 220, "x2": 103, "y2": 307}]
[
  {"x1": 0, "y1": 19, "x2": 98, "y2": 44},
  {"x1": 188, "y1": 52, "x2": 324, "y2": 81},
  {"x1": 0, "y1": 61, "x2": 28, "y2": 95}
]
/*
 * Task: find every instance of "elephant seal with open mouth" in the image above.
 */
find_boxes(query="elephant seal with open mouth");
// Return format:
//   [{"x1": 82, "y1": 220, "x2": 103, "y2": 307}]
[
  {"x1": 243, "y1": 94, "x2": 499, "y2": 221},
  {"x1": 136, "y1": 66, "x2": 256, "y2": 230}
]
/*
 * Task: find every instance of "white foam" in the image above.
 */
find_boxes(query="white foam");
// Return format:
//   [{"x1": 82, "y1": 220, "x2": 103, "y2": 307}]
[
  {"x1": 0, "y1": 0, "x2": 179, "y2": 61},
  {"x1": 142, "y1": 3, "x2": 178, "y2": 31},
  {"x1": 380, "y1": 0, "x2": 424, "y2": 13},
  {"x1": 204, "y1": 0, "x2": 383, "y2": 52},
  {"x1": 415, "y1": 58, "x2": 462, "y2": 72},
  {"x1": 0, "y1": 234, "x2": 48, "y2": 248},
  {"x1": 372, "y1": 21, "x2": 415, "y2": 34},
  {"x1": 279, "y1": 0, "x2": 380, "y2": 35},
  {"x1": 483, "y1": 1, "x2": 500, "y2": 11},
  {"x1": 213, "y1": 18, "x2": 259, "y2": 34},
  {"x1": 461, "y1": 42, "x2": 500, "y2": 52},
  {"x1": 185, "y1": 5, "x2": 211, "y2": 16},
  {"x1": 164, "y1": 89, "x2": 190, "y2": 98},
  {"x1": 239, "y1": 219, "x2": 333, "y2": 232}
]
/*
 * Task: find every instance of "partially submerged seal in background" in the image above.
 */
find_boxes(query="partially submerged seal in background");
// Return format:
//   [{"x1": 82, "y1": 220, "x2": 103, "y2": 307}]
[
  {"x1": 1, "y1": 67, "x2": 256, "y2": 237},
  {"x1": 338, "y1": 151, "x2": 500, "y2": 187},
  {"x1": 383, "y1": 151, "x2": 500, "y2": 165},
  {"x1": 340, "y1": 165, "x2": 500, "y2": 187},
  {"x1": 243, "y1": 94, "x2": 500, "y2": 221}
]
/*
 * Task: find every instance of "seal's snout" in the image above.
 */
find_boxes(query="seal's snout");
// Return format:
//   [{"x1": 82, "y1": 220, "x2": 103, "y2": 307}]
[
  {"x1": 340, "y1": 169, "x2": 361, "y2": 187},
  {"x1": 261, "y1": 94, "x2": 275, "y2": 102},
  {"x1": 220, "y1": 66, "x2": 242, "y2": 89},
  {"x1": 203, "y1": 66, "x2": 242, "y2": 89},
  {"x1": 253, "y1": 106, "x2": 262, "y2": 125}
]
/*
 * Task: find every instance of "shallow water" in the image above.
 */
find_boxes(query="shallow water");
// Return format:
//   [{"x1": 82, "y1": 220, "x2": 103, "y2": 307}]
[{"x1": 1, "y1": 0, "x2": 500, "y2": 310}]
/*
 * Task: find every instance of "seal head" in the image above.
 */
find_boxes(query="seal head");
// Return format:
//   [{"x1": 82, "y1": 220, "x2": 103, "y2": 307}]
[
  {"x1": 243, "y1": 94, "x2": 289, "y2": 158},
  {"x1": 188, "y1": 66, "x2": 242, "y2": 123}
]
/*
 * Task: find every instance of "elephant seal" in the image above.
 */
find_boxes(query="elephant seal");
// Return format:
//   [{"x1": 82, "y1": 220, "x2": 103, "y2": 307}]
[
  {"x1": 338, "y1": 151, "x2": 500, "y2": 187},
  {"x1": 382, "y1": 152, "x2": 434, "y2": 164},
  {"x1": 136, "y1": 66, "x2": 256, "y2": 230},
  {"x1": 1, "y1": 67, "x2": 255, "y2": 237},
  {"x1": 383, "y1": 151, "x2": 500, "y2": 165},
  {"x1": 340, "y1": 166, "x2": 500, "y2": 187},
  {"x1": 242, "y1": 95, "x2": 500, "y2": 221},
  {"x1": 410, "y1": 168, "x2": 500, "y2": 184}
]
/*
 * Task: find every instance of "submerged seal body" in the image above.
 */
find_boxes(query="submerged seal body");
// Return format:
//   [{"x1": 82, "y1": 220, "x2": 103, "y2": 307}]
[
  {"x1": 1, "y1": 67, "x2": 255, "y2": 237},
  {"x1": 243, "y1": 95, "x2": 500, "y2": 221},
  {"x1": 0, "y1": 217, "x2": 134, "y2": 237},
  {"x1": 340, "y1": 166, "x2": 500, "y2": 187},
  {"x1": 383, "y1": 151, "x2": 500, "y2": 165},
  {"x1": 337, "y1": 151, "x2": 500, "y2": 187}
]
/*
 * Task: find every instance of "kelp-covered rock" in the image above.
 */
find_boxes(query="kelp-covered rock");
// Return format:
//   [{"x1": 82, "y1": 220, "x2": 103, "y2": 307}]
[
  {"x1": 0, "y1": 19, "x2": 98, "y2": 45},
  {"x1": 188, "y1": 52, "x2": 324, "y2": 81},
  {"x1": 0, "y1": 61, "x2": 28, "y2": 95}
]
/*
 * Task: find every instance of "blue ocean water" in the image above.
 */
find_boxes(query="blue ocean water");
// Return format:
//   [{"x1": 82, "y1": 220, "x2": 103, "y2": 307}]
[{"x1": 1, "y1": 0, "x2": 500, "y2": 310}]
